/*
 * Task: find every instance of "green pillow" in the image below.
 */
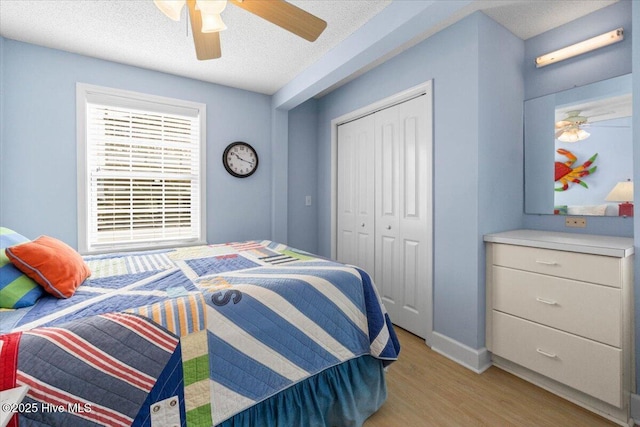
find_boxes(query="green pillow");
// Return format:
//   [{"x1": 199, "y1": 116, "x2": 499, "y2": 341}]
[{"x1": 0, "y1": 227, "x2": 44, "y2": 308}]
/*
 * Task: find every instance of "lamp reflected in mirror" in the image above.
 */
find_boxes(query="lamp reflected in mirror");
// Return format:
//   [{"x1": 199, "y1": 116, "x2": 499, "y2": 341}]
[{"x1": 605, "y1": 179, "x2": 634, "y2": 217}]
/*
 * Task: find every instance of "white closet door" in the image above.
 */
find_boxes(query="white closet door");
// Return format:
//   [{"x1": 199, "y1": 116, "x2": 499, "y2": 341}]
[
  {"x1": 336, "y1": 115, "x2": 375, "y2": 275},
  {"x1": 375, "y1": 94, "x2": 432, "y2": 339},
  {"x1": 374, "y1": 104, "x2": 401, "y2": 321}
]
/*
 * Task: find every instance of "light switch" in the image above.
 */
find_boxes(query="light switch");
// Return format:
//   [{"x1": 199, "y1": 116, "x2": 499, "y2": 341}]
[{"x1": 305, "y1": 196, "x2": 312, "y2": 206}]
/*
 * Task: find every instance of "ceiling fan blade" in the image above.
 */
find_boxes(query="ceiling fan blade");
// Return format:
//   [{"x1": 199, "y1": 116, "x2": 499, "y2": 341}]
[
  {"x1": 590, "y1": 124, "x2": 631, "y2": 128},
  {"x1": 187, "y1": 0, "x2": 222, "y2": 60},
  {"x1": 230, "y1": 0, "x2": 327, "y2": 42}
]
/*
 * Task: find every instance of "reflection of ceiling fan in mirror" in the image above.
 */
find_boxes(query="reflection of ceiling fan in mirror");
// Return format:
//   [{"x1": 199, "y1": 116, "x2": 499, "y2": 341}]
[
  {"x1": 154, "y1": 0, "x2": 327, "y2": 60},
  {"x1": 555, "y1": 93, "x2": 632, "y2": 142},
  {"x1": 555, "y1": 110, "x2": 591, "y2": 142},
  {"x1": 555, "y1": 106, "x2": 631, "y2": 143}
]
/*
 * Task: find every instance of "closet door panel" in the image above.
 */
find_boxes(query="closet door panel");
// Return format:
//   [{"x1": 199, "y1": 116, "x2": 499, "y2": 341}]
[
  {"x1": 380, "y1": 122, "x2": 397, "y2": 217},
  {"x1": 375, "y1": 106, "x2": 401, "y2": 321},
  {"x1": 355, "y1": 123, "x2": 375, "y2": 275},
  {"x1": 404, "y1": 116, "x2": 419, "y2": 218},
  {"x1": 396, "y1": 95, "x2": 432, "y2": 338},
  {"x1": 379, "y1": 235, "x2": 397, "y2": 305},
  {"x1": 337, "y1": 115, "x2": 375, "y2": 274},
  {"x1": 337, "y1": 123, "x2": 356, "y2": 266},
  {"x1": 402, "y1": 240, "x2": 420, "y2": 311}
]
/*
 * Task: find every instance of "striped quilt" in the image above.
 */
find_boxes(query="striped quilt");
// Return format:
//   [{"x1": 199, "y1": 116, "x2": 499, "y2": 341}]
[
  {"x1": 1, "y1": 313, "x2": 185, "y2": 427},
  {"x1": 0, "y1": 241, "x2": 400, "y2": 426},
  {"x1": 183, "y1": 241, "x2": 400, "y2": 424},
  {"x1": 1, "y1": 250, "x2": 210, "y2": 426}
]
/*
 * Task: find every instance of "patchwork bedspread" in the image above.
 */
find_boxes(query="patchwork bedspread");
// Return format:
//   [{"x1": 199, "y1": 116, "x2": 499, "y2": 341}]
[
  {"x1": 1, "y1": 313, "x2": 185, "y2": 427},
  {"x1": 0, "y1": 241, "x2": 400, "y2": 426}
]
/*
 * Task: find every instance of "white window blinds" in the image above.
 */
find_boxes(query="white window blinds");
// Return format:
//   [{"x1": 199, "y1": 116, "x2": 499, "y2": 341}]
[{"x1": 78, "y1": 85, "x2": 206, "y2": 253}]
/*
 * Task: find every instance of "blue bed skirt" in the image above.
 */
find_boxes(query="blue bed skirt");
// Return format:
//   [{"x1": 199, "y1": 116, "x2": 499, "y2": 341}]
[{"x1": 218, "y1": 355, "x2": 387, "y2": 427}]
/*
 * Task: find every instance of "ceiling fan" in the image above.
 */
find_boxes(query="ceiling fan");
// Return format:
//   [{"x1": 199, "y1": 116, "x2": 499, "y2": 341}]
[
  {"x1": 555, "y1": 110, "x2": 629, "y2": 142},
  {"x1": 154, "y1": 0, "x2": 328, "y2": 60},
  {"x1": 555, "y1": 110, "x2": 590, "y2": 142}
]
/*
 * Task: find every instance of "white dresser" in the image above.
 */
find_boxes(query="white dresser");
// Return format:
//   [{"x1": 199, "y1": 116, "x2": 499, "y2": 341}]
[{"x1": 484, "y1": 230, "x2": 634, "y2": 426}]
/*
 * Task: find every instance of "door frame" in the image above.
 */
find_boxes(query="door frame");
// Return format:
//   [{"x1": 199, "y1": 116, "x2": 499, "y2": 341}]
[{"x1": 330, "y1": 80, "x2": 434, "y2": 345}]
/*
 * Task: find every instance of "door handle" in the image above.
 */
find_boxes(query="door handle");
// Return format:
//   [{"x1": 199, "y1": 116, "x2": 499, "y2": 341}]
[{"x1": 386, "y1": 225, "x2": 391, "y2": 230}]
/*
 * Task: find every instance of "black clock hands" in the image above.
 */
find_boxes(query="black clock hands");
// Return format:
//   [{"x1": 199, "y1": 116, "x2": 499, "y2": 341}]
[{"x1": 232, "y1": 152, "x2": 254, "y2": 166}]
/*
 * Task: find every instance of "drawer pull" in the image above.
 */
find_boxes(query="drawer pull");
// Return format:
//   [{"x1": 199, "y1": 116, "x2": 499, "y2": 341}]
[
  {"x1": 535, "y1": 297, "x2": 558, "y2": 306},
  {"x1": 535, "y1": 260, "x2": 557, "y2": 266},
  {"x1": 536, "y1": 348, "x2": 557, "y2": 359}
]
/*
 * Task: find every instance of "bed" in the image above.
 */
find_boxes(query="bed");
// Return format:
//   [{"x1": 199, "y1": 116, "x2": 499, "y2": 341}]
[{"x1": 0, "y1": 239, "x2": 400, "y2": 427}]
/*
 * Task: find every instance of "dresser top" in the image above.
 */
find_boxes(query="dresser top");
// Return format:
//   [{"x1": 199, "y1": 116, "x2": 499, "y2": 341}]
[{"x1": 484, "y1": 229, "x2": 634, "y2": 258}]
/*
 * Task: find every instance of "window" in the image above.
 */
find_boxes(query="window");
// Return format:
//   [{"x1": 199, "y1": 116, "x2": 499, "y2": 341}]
[{"x1": 77, "y1": 84, "x2": 206, "y2": 253}]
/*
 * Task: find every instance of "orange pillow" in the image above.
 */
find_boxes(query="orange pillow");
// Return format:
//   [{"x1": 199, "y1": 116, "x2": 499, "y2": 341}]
[{"x1": 5, "y1": 235, "x2": 91, "y2": 298}]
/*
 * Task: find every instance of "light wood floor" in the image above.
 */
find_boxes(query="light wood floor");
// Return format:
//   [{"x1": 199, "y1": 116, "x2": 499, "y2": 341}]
[{"x1": 364, "y1": 327, "x2": 618, "y2": 427}]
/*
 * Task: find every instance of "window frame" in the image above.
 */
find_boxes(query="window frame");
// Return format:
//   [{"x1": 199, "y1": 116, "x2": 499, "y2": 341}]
[{"x1": 76, "y1": 83, "x2": 207, "y2": 254}]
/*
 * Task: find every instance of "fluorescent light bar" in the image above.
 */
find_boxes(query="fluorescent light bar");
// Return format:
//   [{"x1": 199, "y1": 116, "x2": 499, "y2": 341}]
[{"x1": 535, "y1": 28, "x2": 623, "y2": 68}]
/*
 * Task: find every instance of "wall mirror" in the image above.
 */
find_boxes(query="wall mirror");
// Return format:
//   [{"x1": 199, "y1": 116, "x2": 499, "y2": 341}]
[{"x1": 524, "y1": 74, "x2": 632, "y2": 216}]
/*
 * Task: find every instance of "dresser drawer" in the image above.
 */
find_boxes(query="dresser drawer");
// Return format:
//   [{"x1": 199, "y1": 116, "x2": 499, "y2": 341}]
[
  {"x1": 492, "y1": 244, "x2": 621, "y2": 288},
  {"x1": 493, "y1": 266, "x2": 621, "y2": 347},
  {"x1": 492, "y1": 311, "x2": 622, "y2": 407}
]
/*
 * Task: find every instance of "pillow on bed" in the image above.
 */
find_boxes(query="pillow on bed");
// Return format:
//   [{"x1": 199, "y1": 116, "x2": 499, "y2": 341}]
[
  {"x1": 6, "y1": 235, "x2": 91, "y2": 299},
  {"x1": 0, "y1": 227, "x2": 44, "y2": 308}
]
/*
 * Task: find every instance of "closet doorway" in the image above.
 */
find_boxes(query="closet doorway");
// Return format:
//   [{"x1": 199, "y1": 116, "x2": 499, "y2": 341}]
[{"x1": 332, "y1": 82, "x2": 433, "y2": 342}]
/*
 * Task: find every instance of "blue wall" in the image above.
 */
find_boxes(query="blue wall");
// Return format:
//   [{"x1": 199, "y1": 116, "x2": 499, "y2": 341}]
[
  {"x1": 476, "y1": 13, "x2": 525, "y2": 343},
  {"x1": 316, "y1": 12, "x2": 524, "y2": 350},
  {"x1": 0, "y1": 39, "x2": 273, "y2": 247},
  {"x1": 522, "y1": 0, "x2": 633, "y2": 236},
  {"x1": 287, "y1": 98, "x2": 319, "y2": 253}
]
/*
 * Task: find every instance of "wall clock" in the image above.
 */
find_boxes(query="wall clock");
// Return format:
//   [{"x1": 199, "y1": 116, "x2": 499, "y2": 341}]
[{"x1": 222, "y1": 141, "x2": 259, "y2": 178}]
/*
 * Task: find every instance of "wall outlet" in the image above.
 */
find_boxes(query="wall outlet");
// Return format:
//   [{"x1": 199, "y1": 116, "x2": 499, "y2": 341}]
[{"x1": 565, "y1": 216, "x2": 586, "y2": 228}]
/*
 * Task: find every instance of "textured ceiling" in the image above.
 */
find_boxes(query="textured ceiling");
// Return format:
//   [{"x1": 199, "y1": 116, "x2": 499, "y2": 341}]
[
  {"x1": 0, "y1": 0, "x2": 620, "y2": 96},
  {"x1": 0, "y1": 0, "x2": 392, "y2": 94},
  {"x1": 481, "y1": 0, "x2": 618, "y2": 40}
]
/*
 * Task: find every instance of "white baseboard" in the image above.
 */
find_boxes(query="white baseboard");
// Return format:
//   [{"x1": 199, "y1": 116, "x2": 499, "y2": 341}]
[
  {"x1": 430, "y1": 331, "x2": 492, "y2": 374},
  {"x1": 630, "y1": 393, "x2": 640, "y2": 424}
]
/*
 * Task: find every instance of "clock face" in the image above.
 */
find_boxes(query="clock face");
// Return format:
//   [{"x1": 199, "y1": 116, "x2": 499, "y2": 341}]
[{"x1": 223, "y1": 142, "x2": 259, "y2": 178}]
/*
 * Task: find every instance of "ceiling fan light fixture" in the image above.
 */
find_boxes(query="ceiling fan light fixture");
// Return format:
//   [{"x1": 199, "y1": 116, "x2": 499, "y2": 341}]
[
  {"x1": 201, "y1": 13, "x2": 227, "y2": 32},
  {"x1": 154, "y1": 0, "x2": 186, "y2": 21},
  {"x1": 197, "y1": 0, "x2": 228, "y2": 32},
  {"x1": 558, "y1": 127, "x2": 590, "y2": 143}
]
